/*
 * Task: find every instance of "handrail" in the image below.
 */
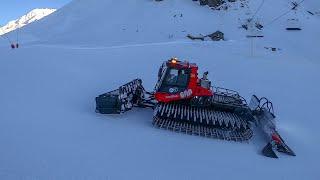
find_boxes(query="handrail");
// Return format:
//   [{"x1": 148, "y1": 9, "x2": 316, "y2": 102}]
[
  {"x1": 212, "y1": 86, "x2": 247, "y2": 105},
  {"x1": 258, "y1": 97, "x2": 275, "y2": 115}
]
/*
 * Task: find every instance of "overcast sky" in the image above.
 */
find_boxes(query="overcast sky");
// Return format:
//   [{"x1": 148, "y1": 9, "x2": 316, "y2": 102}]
[{"x1": 0, "y1": 0, "x2": 71, "y2": 25}]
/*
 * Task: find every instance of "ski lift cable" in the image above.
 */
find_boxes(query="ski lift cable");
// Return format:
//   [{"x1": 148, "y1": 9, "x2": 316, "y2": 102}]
[
  {"x1": 265, "y1": 0, "x2": 306, "y2": 27},
  {"x1": 16, "y1": 24, "x2": 20, "y2": 44},
  {"x1": 251, "y1": 0, "x2": 265, "y2": 19}
]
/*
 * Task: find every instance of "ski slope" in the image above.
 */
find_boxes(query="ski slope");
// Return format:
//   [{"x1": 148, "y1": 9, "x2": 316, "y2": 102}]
[{"x1": 0, "y1": 0, "x2": 319, "y2": 179}]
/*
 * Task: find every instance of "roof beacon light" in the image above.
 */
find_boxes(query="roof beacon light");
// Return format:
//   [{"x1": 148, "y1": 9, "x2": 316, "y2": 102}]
[{"x1": 170, "y1": 57, "x2": 178, "y2": 64}]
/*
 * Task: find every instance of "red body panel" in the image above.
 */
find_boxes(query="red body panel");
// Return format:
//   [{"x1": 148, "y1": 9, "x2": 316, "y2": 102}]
[{"x1": 155, "y1": 60, "x2": 213, "y2": 103}]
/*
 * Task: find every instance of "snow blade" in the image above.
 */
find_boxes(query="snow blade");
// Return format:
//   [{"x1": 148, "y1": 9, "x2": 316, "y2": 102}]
[
  {"x1": 276, "y1": 135, "x2": 296, "y2": 156},
  {"x1": 262, "y1": 143, "x2": 278, "y2": 158},
  {"x1": 95, "y1": 79, "x2": 145, "y2": 114},
  {"x1": 250, "y1": 95, "x2": 295, "y2": 158},
  {"x1": 262, "y1": 139, "x2": 296, "y2": 158}
]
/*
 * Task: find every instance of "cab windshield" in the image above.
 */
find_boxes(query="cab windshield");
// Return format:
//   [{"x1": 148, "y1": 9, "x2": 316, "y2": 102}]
[{"x1": 163, "y1": 68, "x2": 189, "y2": 87}]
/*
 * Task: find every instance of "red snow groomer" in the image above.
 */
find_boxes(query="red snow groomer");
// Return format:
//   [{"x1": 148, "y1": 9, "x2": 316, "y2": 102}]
[{"x1": 95, "y1": 58, "x2": 295, "y2": 158}]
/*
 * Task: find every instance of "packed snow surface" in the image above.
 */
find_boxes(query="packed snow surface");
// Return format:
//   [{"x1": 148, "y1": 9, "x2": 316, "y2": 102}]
[{"x1": 0, "y1": 0, "x2": 319, "y2": 179}]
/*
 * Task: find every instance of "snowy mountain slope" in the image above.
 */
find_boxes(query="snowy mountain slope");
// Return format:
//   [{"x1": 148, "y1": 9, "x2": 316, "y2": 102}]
[
  {"x1": 0, "y1": 0, "x2": 319, "y2": 180},
  {"x1": 0, "y1": 8, "x2": 56, "y2": 35},
  {"x1": 14, "y1": 0, "x2": 250, "y2": 45},
  {"x1": 5, "y1": 0, "x2": 319, "y2": 60}
]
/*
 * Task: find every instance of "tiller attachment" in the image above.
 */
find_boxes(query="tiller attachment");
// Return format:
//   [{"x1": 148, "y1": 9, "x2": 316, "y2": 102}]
[{"x1": 95, "y1": 79, "x2": 146, "y2": 114}]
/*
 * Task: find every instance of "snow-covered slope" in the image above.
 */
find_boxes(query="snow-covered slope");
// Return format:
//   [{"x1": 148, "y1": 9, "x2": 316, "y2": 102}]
[
  {"x1": 17, "y1": 0, "x2": 253, "y2": 45},
  {"x1": 0, "y1": 0, "x2": 319, "y2": 179},
  {"x1": 8, "y1": 0, "x2": 320, "y2": 59},
  {"x1": 0, "y1": 8, "x2": 56, "y2": 35}
]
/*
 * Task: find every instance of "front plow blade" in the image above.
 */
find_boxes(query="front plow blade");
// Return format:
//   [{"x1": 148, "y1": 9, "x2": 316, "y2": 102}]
[
  {"x1": 262, "y1": 142, "x2": 278, "y2": 158},
  {"x1": 249, "y1": 95, "x2": 296, "y2": 158},
  {"x1": 276, "y1": 135, "x2": 296, "y2": 156},
  {"x1": 262, "y1": 135, "x2": 296, "y2": 158}
]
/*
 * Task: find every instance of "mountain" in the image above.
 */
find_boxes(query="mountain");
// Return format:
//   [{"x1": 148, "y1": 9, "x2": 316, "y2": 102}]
[
  {"x1": 0, "y1": 8, "x2": 56, "y2": 35},
  {"x1": 0, "y1": 0, "x2": 319, "y2": 180}
]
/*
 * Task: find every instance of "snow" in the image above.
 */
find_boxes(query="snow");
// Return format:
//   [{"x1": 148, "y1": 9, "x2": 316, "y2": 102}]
[
  {"x1": 0, "y1": 8, "x2": 56, "y2": 36},
  {"x1": 0, "y1": 0, "x2": 319, "y2": 179}
]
